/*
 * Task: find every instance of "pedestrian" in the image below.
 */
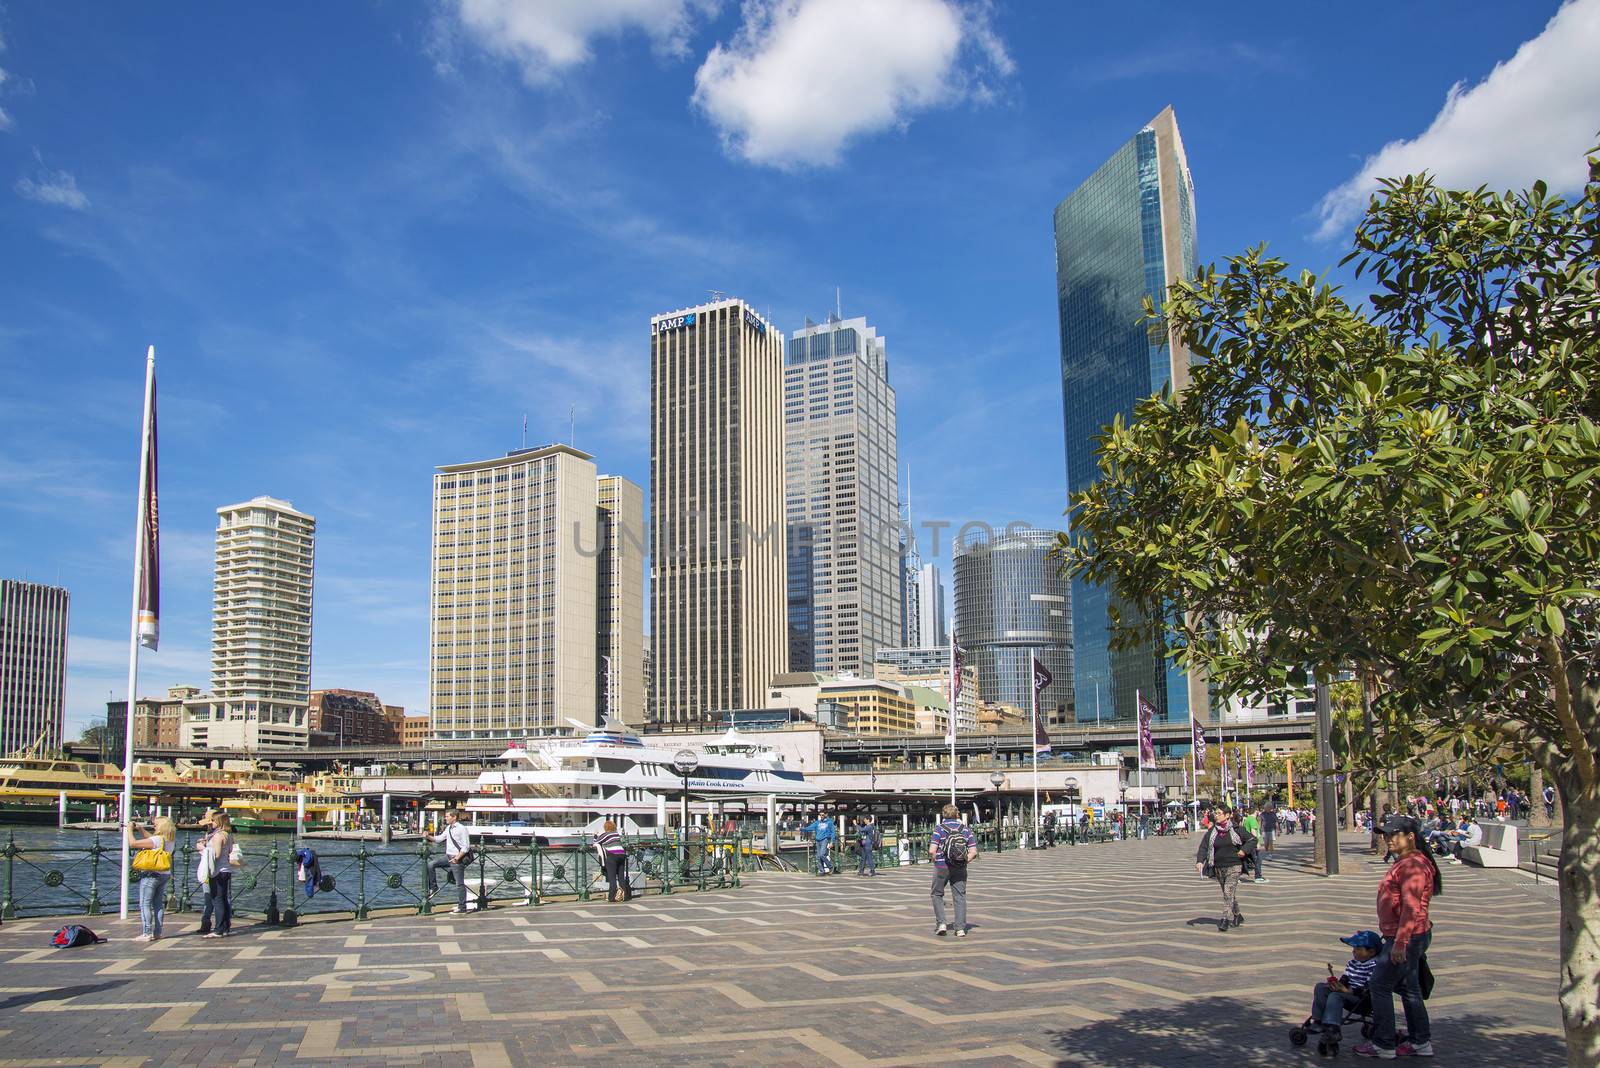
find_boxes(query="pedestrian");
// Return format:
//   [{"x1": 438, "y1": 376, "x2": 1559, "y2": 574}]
[
  {"x1": 427, "y1": 808, "x2": 473, "y2": 914},
  {"x1": 201, "y1": 813, "x2": 235, "y2": 939},
  {"x1": 126, "y1": 815, "x2": 176, "y2": 942},
  {"x1": 1194, "y1": 802, "x2": 1256, "y2": 932},
  {"x1": 1260, "y1": 800, "x2": 1278, "y2": 855},
  {"x1": 1242, "y1": 807, "x2": 1267, "y2": 883},
  {"x1": 194, "y1": 810, "x2": 218, "y2": 935},
  {"x1": 1543, "y1": 784, "x2": 1556, "y2": 821},
  {"x1": 593, "y1": 819, "x2": 630, "y2": 902},
  {"x1": 856, "y1": 815, "x2": 879, "y2": 877},
  {"x1": 929, "y1": 803, "x2": 977, "y2": 937},
  {"x1": 1354, "y1": 815, "x2": 1440, "y2": 1059},
  {"x1": 800, "y1": 813, "x2": 836, "y2": 874}
]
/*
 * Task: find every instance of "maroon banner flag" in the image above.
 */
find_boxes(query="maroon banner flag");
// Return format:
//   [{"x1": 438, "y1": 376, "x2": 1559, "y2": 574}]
[
  {"x1": 1191, "y1": 716, "x2": 1207, "y2": 765},
  {"x1": 136, "y1": 367, "x2": 159, "y2": 650},
  {"x1": 1246, "y1": 747, "x2": 1256, "y2": 790},
  {"x1": 950, "y1": 644, "x2": 964, "y2": 704},
  {"x1": 1136, "y1": 695, "x2": 1157, "y2": 768}
]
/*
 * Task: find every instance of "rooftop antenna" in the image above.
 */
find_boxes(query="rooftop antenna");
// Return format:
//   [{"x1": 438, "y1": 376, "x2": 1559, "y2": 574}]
[
  {"x1": 836, "y1": 286, "x2": 842, "y2": 320},
  {"x1": 521, "y1": 414, "x2": 527, "y2": 450},
  {"x1": 569, "y1": 405, "x2": 575, "y2": 447},
  {"x1": 708, "y1": 289, "x2": 725, "y2": 304}
]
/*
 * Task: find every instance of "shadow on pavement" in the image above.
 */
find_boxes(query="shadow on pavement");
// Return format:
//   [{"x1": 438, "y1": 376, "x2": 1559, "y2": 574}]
[
  {"x1": 1047, "y1": 997, "x2": 1566, "y2": 1068},
  {"x1": 0, "y1": 980, "x2": 131, "y2": 1013}
]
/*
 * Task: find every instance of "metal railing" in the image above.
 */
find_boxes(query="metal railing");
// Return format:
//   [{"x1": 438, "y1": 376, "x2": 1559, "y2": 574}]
[{"x1": 0, "y1": 829, "x2": 757, "y2": 923}]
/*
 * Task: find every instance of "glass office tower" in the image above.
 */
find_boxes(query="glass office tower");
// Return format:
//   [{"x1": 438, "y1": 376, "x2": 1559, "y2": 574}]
[{"x1": 1054, "y1": 105, "x2": 1203, "y2": 725}]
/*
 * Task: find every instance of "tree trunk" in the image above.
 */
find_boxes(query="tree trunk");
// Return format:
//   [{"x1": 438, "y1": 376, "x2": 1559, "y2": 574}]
[{"x1": 1558, "y1": 781, "x2": 1600, "y2": 1067}]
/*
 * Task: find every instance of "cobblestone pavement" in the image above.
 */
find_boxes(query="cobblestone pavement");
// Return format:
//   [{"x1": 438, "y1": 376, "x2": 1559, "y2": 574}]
[{"x1": 0, "y1": 832, "x2": 1565, "y2": 1067}]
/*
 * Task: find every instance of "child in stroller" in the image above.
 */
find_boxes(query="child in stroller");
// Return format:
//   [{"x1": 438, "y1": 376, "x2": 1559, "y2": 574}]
[{"x1": 1290, "y1": 930, "x2": 1381, "y2": 1056}]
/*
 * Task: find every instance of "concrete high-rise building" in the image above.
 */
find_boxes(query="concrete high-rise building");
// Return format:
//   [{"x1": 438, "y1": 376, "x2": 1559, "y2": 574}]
[
  {"x1": 1055, "y1": 104, "x2": 1204, "y2": 726},
  {"x1": 596, "y1": 474, "x2": 646, "y2": 728},
  {"x1": 0, "y1": 579, "x2": 69, "y2": 755},
  {"x1": 429, "y1": 445, "x2": 599, "y2": 740},
  {"x1": 182, "y1": 497, "x2": 315, "y2": 749},
  {"x1": 784, "y1": 315, "x2": 899, "y2": 677},
  {"x1": 952, "y1": 527, "x2": 1073, "y2": 727},
  {"x1": 904, "y1": 562, "x2": 946, "y2": 648},
  {"x1": 651, "y1": 298, "x2": 787, "y2": 725}
]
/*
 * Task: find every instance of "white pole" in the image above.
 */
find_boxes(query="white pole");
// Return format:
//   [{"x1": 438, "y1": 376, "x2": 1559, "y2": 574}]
[
  {"x1": 1136, "y1": 688, "x2": 1144, "y2": 840},
  {"x1": 1030, "y1": 648, "x2": 1039, "y2": 847},
  {"x1": 119, "y1": 346, "x2": 155, "y2": 921},
  {"x1": 58, "y1": 790, "x2": 67, "y2": 829},
  {"x1": 296, "y1": 791, "x2": 306, "y2": 837},
  {"x1": 948, "y1": 644, "x2": 957, "y2": 806}
]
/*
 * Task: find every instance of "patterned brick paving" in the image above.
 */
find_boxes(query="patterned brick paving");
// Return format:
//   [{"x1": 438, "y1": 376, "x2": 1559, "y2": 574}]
[{"x1": 0, "y1": 832, "x2": 1565, "y2": 1066}]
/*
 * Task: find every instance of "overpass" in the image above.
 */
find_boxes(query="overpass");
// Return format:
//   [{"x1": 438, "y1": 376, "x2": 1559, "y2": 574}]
[{"x1": 83, "y1": 715, "x2": 1314, "y2": 772}]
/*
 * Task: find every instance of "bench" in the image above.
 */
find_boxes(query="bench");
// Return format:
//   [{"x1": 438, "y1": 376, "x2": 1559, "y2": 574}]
[{"x1": 1460, "y1": 822, "x2": 1519, "y2": 868}]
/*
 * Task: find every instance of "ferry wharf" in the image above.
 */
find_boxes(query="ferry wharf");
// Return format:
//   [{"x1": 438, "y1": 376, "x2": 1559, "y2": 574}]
[{"x1": 0, "y1": 834, "x2": 1564, "y2": 1067}]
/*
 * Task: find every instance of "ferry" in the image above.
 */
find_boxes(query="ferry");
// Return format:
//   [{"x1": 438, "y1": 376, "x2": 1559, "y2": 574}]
[
  {"x1": 0, "y1": 749, "x2": 183, "y2": 824},
  {"x1": 221, "y1": 771, "x2": 362, "y2": 832},
  {"x1": 464, "y1": 719, "x2": 823, "y2": 844}
]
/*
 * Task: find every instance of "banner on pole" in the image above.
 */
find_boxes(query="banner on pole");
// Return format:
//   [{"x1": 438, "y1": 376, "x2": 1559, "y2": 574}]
[
  {"x1": 1191, "y1": 716, "x2": 1206, "y2": 764},
  {"x1": 1136, "y1": 695, "x2": 1157, "y2": 768},
  {"x1": 1245, "y1": 747, "x2": 1256, "y2": 790},
  {"x1": 1031, "y1": 655, "x2": 1052, "y2": 755},
  {"x1": 136, "y1": 372, "x2": 159, "y2": 650}
]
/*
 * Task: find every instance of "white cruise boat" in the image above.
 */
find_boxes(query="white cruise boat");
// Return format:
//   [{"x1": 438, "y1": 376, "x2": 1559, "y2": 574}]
[{"x1": 463, "y1": 719, "x2": 823, "y2": 844}]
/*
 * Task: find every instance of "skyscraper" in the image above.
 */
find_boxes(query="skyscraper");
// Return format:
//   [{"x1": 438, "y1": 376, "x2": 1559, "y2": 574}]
[
  {"x1": 951, "y1": 527, "x2": 1073, "y2": 725},
  {"x1": 651, "y1": 298, "x2": 787, "y2": 724},
  {"x1": 596, "y1": 474, "x2": 646, "y2": 727},
  {"x1": 182, "y1": 497, "x2": 315, "y2": 748},
  {"x1": 0, "y1": 579, "x2": 69, "y2": 754},
  {"x1": 784, "y1": 314, "x2": 900, "y2": 676},
  {"x1": 904, "y1": 561, "x2": 946, "y2": 648},
  {"x1": 428, "y1": 445, "x2": 599, "y2": 740},
  {"x1": 1054, "y1": 104, "x2": 1203, "y2": 725}
]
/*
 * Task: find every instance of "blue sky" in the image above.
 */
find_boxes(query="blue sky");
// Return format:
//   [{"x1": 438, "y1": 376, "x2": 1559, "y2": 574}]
[{"x1": 2, "y1": 1, "x2": 1596, "y2": 737}]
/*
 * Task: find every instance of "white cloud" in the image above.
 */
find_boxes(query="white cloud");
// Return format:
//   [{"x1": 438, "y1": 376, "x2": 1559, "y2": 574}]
[
  {"x1": 445, "y1": 0, "x2": 715, "y2": 84},
  {"x1": 692, "y1": 0, "x2": 1012, "y2": 168},
  {"x1": 16, "y1": 167, "x2": 89, "y2": 210},
  {"x1": 1315, "y1": 0, "x2": 1600, "y2": 239}
]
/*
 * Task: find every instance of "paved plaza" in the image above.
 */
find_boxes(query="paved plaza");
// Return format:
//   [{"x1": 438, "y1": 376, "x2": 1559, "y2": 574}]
[{"x1": 0, "y1": 832, "x2": 1565, "y2": 1067}]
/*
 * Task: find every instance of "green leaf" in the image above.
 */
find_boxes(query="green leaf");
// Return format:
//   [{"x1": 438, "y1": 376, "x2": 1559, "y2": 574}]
[
  {"x1": 1527, "y1": 530, "x2": 1548, "y2": 555},
  {"x1": 1545, "y1": 603, "x2": 1565, "y2": 636}
]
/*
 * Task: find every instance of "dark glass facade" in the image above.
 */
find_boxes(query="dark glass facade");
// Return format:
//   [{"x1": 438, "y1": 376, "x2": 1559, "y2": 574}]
[{"x1": 1054, "y1": 106, "x2": 1196, "y2": 725}]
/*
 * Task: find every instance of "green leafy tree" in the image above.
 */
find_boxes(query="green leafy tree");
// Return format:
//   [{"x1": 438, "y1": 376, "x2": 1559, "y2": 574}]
[{"x1": 1061, "y1": 149, "x2": 1600, "y2": 1061}]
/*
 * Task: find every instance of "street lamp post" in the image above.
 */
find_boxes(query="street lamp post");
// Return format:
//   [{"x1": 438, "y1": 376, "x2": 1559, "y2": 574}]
[
  {"x1": 673, "y1": 749, "x2": 699, "y2": 867},
  {"x1": 989, "y1": 771, "x2": 1005, "y2": 849}
]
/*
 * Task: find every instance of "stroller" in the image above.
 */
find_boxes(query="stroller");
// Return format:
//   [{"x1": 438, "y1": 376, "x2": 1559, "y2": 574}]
[
  {"x1": 1288, "y1": 987, "x2": 1374, "y2": 1056},
  {"x1": 1288, "y1": 955, "x2": 1433, "y2": 1057}
]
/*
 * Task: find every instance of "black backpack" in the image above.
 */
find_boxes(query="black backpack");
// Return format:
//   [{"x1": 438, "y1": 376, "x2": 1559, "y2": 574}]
[
  {"x1": 940, "y1": 824, "x2": 970, "y2": 865},
  {"x1": 51, "y1": 924, "x2": 105, "y2": 948}
]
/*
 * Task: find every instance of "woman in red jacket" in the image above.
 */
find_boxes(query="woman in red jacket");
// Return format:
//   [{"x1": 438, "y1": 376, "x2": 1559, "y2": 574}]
[{"x1": 1355, "y1": 815, "x2": 1441, "y2": 1059}]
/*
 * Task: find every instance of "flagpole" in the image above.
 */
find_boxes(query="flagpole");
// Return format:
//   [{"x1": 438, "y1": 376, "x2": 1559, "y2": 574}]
[
  {"x1": 1030, "y1": 648, "x2": 1039, "y2": 847},
  {"x1": 1191, "y1": 719, "x2": 1200, "y2": 833},
  {"x1": 1135, "y1": 689, "x2": 1145, "y2": 840},
  {"x1": 119, "y1": 345, "x2": 155, "y2": 920},
  {"x1": 948, "y1": 643, "x2": 956, "y2": 806}
]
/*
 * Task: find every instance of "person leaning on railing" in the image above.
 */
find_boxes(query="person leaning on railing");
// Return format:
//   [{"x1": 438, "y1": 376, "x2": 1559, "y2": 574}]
[
  {"x1": 594, "y1": 820, "x2": 631, "y2": 902},
  {"x1": 126, "y1": 815, "x2": 176, "y2": 943}
]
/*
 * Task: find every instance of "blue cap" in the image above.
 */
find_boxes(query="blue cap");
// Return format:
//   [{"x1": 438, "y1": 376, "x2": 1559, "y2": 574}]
[{"x1": 1341, "y1": 930, "x2": 1382, "y2": 951}]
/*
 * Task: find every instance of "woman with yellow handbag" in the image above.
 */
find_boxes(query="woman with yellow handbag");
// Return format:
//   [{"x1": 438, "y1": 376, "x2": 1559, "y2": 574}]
[{"x1": 127, "y1": 816, "x2": 176, "y2": 943}]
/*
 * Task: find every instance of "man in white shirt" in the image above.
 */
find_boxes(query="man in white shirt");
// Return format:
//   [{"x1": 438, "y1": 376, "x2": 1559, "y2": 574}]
[{"x1": 427, "y1": 809, "x2": 473, "y2": 913}]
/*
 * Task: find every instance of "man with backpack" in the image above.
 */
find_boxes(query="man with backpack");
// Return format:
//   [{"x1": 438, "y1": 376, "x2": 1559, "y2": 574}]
[
  {"x1": 856, "y1": 815, "x2": 879, "y2": 876},
  {"x1": 929, "y1": 803, "x2": 978, "y2": 937}
]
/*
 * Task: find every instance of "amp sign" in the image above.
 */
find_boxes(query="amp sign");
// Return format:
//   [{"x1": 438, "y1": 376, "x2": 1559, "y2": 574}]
[
  {"x1": 653, "y1": 313, "x2": 696, "y2": 334},
  {"x1": 743, "y1": 308, "x2": 766, "y2": 334}
]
